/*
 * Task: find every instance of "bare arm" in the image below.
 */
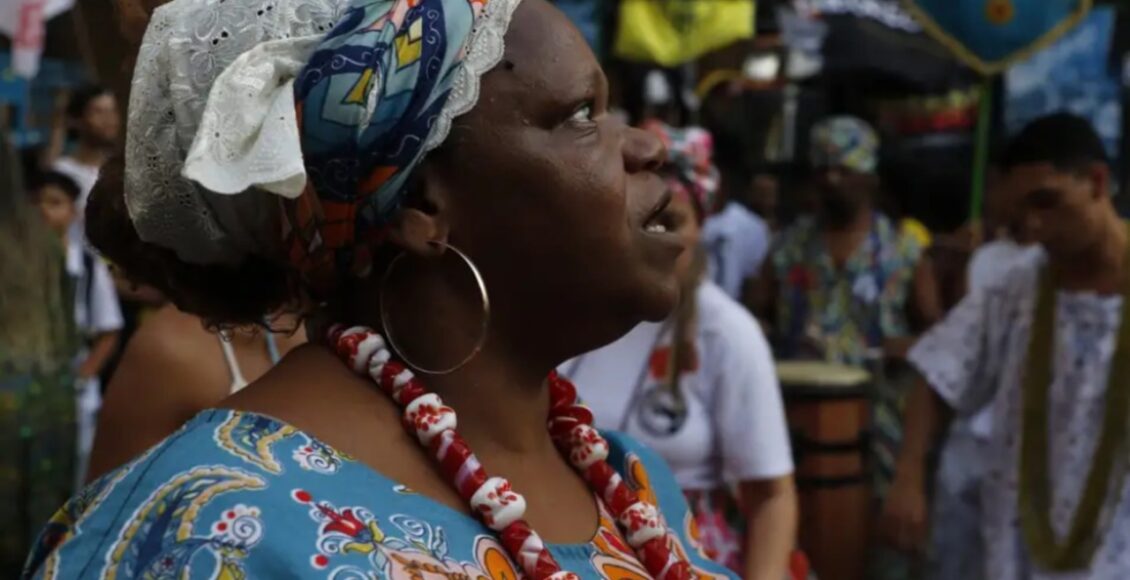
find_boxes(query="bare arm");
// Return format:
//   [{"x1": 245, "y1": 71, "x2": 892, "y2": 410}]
[
  {"x1": 911, "y1": 254, "x2": 944, "y2": 330},
  {"x1": 878, "y1": 378, "x2": 953, "y2": 553},
  {"x1": 740, "y1": 475, "x2": 798, "y2": 580},
  {"x1": 77, "y1": 331, "x2": 120, "y2": 380}
]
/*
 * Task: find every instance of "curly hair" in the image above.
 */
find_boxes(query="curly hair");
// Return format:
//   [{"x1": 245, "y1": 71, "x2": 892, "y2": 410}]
[{"x1": 85, "y1": 157, "x2": 307, "y2": 328}]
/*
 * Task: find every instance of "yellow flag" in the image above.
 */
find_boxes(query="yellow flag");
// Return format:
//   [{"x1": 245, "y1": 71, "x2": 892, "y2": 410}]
[{"x1": 614, "y1": 0, "x2": 756, "y2": 67}]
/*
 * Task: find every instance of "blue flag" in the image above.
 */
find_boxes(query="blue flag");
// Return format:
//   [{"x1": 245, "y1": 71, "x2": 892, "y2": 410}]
[{"x1": 904, "y1": 0, "x2": 1092, "y2": 75}]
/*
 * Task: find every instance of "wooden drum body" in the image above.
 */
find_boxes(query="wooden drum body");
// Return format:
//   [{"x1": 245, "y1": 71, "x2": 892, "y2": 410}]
[{"x1": 778, "y1": 361, "x2": 871, "y2": 580}]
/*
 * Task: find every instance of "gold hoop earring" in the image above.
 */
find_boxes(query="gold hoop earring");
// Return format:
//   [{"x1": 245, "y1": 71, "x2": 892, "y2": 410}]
[{"x1": 378, "y1": 242, "x2": 490, "y2": 375}]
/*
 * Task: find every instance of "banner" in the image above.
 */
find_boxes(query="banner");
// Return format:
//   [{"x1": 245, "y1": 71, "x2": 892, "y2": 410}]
[
  {"x1": 903, "y1": 0, "x2": 1092, "y2": 75},
  {"x1": 614, "y1": 0, "x2": 756, "y2": 67}
]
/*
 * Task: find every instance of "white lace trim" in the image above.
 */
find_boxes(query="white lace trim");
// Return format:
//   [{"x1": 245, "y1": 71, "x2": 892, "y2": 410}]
[
  {"x1": 125, "y1": 0, "x2": 519, "y2": 266},
  {"x1": 124, "y1": 0, "x2": 347, "y2": 265},
  {"x1": 424, "y1": 0, "x2": 523, "y2": 152},
  {"x1": 182, "y1": 36, "x2": 322, "y2": 200}
]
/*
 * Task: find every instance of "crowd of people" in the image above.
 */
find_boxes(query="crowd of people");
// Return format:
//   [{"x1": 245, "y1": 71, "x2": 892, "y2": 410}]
[{"x1": 2, "y1": 1, "x2": 1129, "y2": 580}]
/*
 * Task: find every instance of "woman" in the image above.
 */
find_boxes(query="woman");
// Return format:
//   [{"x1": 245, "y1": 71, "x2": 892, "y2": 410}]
[
  {"x1": 0, "y1": 140, "x2": 79, "y2": 575},
  {"x1": 562, "y1": 122, "x2": 800, "y2": 580},
  {"x1": 85, "y1": 305, "x2": 305, "y2": 481},
  {"x1": 23, "y1": 1, "x2": 736, "y2": 578}
]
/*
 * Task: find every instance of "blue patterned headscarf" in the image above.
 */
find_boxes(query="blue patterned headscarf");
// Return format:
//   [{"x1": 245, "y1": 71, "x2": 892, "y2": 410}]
[
  {"x1": 288, "y1": 0, "x2": 520, "y2": 293},
  {"x1": 809, "y1": 116, "x2": 880, "y2": 174}
]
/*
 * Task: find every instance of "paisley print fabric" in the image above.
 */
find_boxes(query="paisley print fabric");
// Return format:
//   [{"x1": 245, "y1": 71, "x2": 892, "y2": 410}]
[{"x1": 23, "y1": 409, "x2": 734, "y2": 579}]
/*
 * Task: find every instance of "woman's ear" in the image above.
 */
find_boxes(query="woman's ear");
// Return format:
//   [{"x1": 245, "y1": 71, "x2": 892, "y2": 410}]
[{"x1": 385, "y1": 165, "x2": 451, "y2": 258}]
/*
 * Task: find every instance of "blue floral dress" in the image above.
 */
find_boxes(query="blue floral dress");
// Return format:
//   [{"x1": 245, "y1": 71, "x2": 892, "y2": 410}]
[{"x1": 23, "y1": 409, "x2": 734, "y2": 579}]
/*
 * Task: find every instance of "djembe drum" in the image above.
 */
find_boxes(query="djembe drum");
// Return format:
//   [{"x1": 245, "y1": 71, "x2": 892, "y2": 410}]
[{"x1": 778, "y1": 361, "x2": 871, "y2": 580}]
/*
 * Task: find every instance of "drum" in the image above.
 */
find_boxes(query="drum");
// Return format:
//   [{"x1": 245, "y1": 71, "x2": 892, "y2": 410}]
[{"x1": 778, "y1": 361, "x2": 871, "y2": 580}]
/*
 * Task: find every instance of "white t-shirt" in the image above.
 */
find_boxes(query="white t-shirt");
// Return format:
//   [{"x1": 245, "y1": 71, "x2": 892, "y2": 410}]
[
  {"x1": 66, "y1": 238, "x2": 123, "y2": 337},
  {"x1": 910, "y1": 248, "x2": 1130, "y2": 580},
  {"x1": 54, "y1": 157, "x2": 101, "y2": 241},
  {"x1": 702, "y1": 202, "x2": 771, "y2": 300},
  {"x1": 963, "y1": 239, "x2": 1041, "y2": 438},
  {"x1": 562, "y1": 281, "x2": 793, "y2": 491},
  {"x1": 968, "y1": 238, "x2": 1041, "y2": 292},
  {"x1": 54, "y1": 157, "x2": 100, "y2": 209}
]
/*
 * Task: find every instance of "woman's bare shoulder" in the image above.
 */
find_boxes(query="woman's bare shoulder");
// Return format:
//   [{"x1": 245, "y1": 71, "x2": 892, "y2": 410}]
[{"x1": 110, "y1": 306, "x2": 228, "y2": 403}]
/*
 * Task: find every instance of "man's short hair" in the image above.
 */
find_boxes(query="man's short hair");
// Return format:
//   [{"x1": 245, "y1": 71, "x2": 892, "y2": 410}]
[{"x1": 1001, "y1": 112, "x2": 1107, "y2": 174}]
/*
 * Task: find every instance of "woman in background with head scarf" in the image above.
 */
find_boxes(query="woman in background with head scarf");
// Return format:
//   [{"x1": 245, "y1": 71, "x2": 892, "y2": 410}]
[
  {"x1": 562, "y1": 122, "x2": 801, "y2": 580},
  {"x1": 22, "y1": 0, "x2": 738, "y2": 578}
]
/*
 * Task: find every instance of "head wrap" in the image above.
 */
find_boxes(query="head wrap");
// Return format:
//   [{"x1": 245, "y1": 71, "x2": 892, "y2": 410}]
[
  {"x1": 125, "y1": 0, "x2": 349, "y2": 266},
  {"x1": 809, "y1": 116, "x2": 879, "y2": 174},
  {"x1": 641, "y1": 120, "x2": 719, "y2": 222},
  {"x1": 288, "y1": 0, "x2": 520, "y2": 291},
  {"x1": 124, "y1": 0, "x2": 521, "y2": 294}
]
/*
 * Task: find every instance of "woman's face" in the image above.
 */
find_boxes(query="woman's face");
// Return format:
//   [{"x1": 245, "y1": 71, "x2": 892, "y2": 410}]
[{"x1": 428, "y1": 0, "x2": 682, "y2": 355}]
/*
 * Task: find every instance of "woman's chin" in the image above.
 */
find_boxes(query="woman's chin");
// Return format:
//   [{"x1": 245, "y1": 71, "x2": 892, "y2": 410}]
[{"x1": 634, "y1": 276, "x2": 682, "y2": 323}]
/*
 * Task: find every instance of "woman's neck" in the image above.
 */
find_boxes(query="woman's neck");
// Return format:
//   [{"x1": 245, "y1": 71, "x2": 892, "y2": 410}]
[{"x1": 425, "y1": 344, "x2": 558, "y2": 457}]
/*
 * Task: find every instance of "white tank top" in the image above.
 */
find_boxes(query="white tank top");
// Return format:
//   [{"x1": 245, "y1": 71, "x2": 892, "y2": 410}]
[{"x1": 218, "y1": 332, "x2": 281, "y2": 394}]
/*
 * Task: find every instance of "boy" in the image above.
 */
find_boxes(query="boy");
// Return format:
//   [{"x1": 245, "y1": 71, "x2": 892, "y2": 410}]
[
  {"x1": 884, "y1": 113, "x2": 1130, "y2": 579},
  {"x1": 35, "y1": 171, "x2": 122, "y2": 487}
]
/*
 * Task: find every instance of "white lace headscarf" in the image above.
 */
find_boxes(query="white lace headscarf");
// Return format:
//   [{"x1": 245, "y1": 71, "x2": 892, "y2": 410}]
[{"x1": 125, "y1": 0, "x2": 521, "y2": 271}]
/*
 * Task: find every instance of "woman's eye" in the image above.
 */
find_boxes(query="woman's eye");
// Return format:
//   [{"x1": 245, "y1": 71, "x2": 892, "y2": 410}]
[{"x1": 569, "y1": 103, "x2": 594, "y2": 124}]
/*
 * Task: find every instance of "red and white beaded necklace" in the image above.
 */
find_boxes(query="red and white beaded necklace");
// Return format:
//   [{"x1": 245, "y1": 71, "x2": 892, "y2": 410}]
[{"x1": 329, "y1": 325, "x2": 694, "y2": 580}]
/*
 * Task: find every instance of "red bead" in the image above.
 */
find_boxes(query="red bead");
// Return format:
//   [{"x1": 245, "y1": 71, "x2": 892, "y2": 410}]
[
  {"x1": 499, "y1": 520, "x2": 533, "y2": 554},
  {"x1": 335, "y1": 330, "x2": 369, "y2": 361},
  {"x1": 533, "y1": 550, "x2": 562, "y2": 580},
  {"x1": 394, "y1": 381, "x2": 427, "y2": 406},
  {"x1": 638, "y1": 536, "x2": 673, "y2": 574},
  {"x1": 660, "y1": 560, "x2": 694, "y2": 580},
  {"x1": 547, "y1": 375, "x2": 577, "y2": 411},
  {"x1": 583, "y1": 461, "x2": 637, "y2": 515},
  {"x1": 550, "y1": 404, "x2": 593, "y2": 427},
  {"x1": 547, "y1": 408, "x2": 595, "y2": 444},
  {"x1": 378, "y1": 360, "x2": 407, "y2": 395},
  {"x1": 547, "y1": 417, "x2": 579, "y2": 441},
  {"x1": 500, "y1": 522, "x2": 562, "y2": 580},
  {"x1": 428, "y1": 430, "x2": 487, "y2": 501}
]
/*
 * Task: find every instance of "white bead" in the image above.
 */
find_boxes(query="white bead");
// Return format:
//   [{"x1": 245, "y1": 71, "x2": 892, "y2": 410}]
[
  {"x1": 565, "y1": 424, "x2": 609, "y2": 469},
  {"x1": 351, "y1": 333, "x2": 386, "y2": 373},
  {"x1": 517, "y1": 531, "x2": 547, "y2": 572},
  {"x1": 367, "y1": 348, "x2": 392, "y2": 381},
  {"x1": 470, "y1": 477, "x2": 527, "y2": 531},
  {"x1": 339, "y1": 326, "x2": 368, "y2": 340},
  {"x1": 391, "y1": 367, "x2": 415, "y2": 398},
  {"x1": 403, "y1": 394, "x2": 457, "y2": 446},
  {"x1": 618, "y1": 501, "x2": 665, "y2": 548},
  {"x1": 545, "y1": 573, "x2": 581, "y2": 580}
]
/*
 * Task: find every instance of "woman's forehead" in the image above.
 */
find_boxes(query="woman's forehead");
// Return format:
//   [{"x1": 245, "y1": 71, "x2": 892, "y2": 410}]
[{"x1": 499, "y1": 0, "x2": 597, "y2": 86}]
